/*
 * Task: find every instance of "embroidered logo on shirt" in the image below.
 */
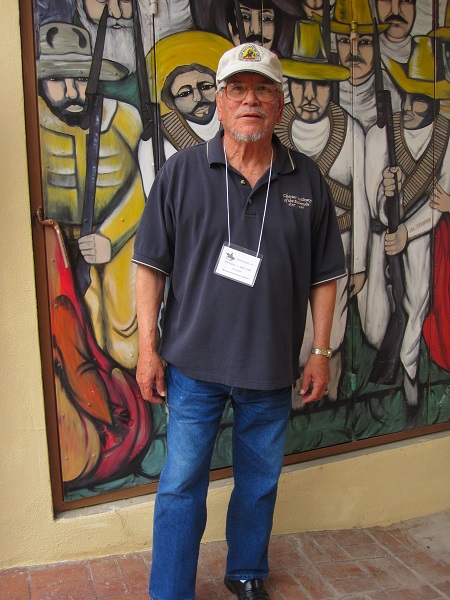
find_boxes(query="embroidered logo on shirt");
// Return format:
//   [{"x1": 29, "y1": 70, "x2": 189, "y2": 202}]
[{"x1": 283, "y1": 194, "x2": 312, "y2": 209}]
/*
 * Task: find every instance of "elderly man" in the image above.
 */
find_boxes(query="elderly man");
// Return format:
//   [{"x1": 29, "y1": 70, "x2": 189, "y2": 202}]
[
  {"x1": 133, "y1": 43, "x2": 345, "y2": 600},
  {"x1": 275, "y1": 20, "x2": 369, "y2": 400}
]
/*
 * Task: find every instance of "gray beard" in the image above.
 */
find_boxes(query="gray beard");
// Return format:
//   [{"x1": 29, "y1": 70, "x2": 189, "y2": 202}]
[
  {"x1": 232, "y1": 130, "x2": 266, "y2": 142},
  {"x1": 76, "y1": 0, "x2": 153, "y2": 74}
]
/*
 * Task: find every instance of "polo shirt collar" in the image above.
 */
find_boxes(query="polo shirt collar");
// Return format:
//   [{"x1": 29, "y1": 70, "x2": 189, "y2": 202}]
[{"x1": 206, "y1": 130, "x2": 296, "y2": 176}]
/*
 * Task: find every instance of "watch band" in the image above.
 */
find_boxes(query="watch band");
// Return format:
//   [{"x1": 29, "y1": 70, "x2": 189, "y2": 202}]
[{"x1": 311, "y1": 347, "x2": 332, "y2": 359}]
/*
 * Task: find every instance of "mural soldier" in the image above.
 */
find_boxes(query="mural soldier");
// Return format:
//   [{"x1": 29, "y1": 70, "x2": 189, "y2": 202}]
[
  {"x1": 275, "y1": 20, "x2": 369, "y2": 400},
  {"x1": 189, "y1": 0, "x2": 301, "y2": 57},
  {"x1": 139, "y1": 31, "x2": 233, "y2": 196},
  {"x1": 38, "y1": 22, "x2": 146, "y2": 370},
  {"x1": 314, "y1": 0, "x2": 401, "y2": 132},
  {"x1": 363, "y1": 36, "x2": 450, "y2": 407},
  {"x1": 375, "y1": 0, "x2": 416, "y2": 63}
]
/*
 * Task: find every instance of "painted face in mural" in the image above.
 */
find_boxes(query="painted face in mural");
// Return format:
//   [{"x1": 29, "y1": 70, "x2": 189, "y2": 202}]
[
  {"x1": 402, "y1": 93, "x2": 435, "y2": 130},
  {"x1": 228, "y1": 4, "x2": 276, "y2": 49},
  {"x1": 217, "y1": 73, "x2": 283, "y2": 143},
  {"x1": 300, "y1": 0, "x2": 323, "y2": 18},
  {"x1": 290, "y1": 79, "x2": 331, "y2": 123},
  {"x1": 376, "y1": 0, "x2": 416, "y2": 42},
  {"x1": 76, "y1": 0, "x2": 139, "y2": 73},
  {"x1": 83, "y1": 0, "x2": 133, "y2": 24},
  {"x1": 337, "y1": 33, "x2": 374, "y2": 85},
  {"x1": 39, "y1": 77, "x2": 88, "y2": 126},
  {"x1": 170, "y1": 70, "x2": 217, "y2": 125}
]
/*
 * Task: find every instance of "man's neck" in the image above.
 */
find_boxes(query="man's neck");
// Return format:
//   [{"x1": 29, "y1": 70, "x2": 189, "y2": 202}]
[{"x1": 223, "y1": 133, "x2": 274, "y2": 187}]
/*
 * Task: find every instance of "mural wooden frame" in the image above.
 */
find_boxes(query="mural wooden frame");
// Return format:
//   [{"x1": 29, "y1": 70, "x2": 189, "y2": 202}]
[{"x1": 18, "y1": 0, "x2": 450, "y2": 512}]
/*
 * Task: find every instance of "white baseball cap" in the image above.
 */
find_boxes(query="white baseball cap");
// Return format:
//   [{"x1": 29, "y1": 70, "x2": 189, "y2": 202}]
[{"x1": 216, "y1": 43, "x2": 283, "y2": 88}]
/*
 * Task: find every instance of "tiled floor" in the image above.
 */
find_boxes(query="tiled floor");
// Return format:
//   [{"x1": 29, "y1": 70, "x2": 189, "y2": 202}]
[{"x1": 2, "y1": 511, "x2": 450, "y2": 599}]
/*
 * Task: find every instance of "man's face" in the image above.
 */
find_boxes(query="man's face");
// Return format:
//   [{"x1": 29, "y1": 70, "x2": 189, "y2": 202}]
[
  {"x1": 216, "y1": 72, "x2": 283, "y2": 143},
  {"x1": 376, "y1": 0, "x2": 416, "y2": 41},
  {"x1": 228, "y1": 4, "x2": 276, "y2": 49},
  {"x1": 301, "y1": 0, "x2": 323, "y2": 18},
  {"x1": 337, "y1": 33, "x2": 374, "y2": 85},
  {"x1": 290, "y1": 79, "x2": 331, "y2": 122},
  {"x1": 402, "y1": 93, "x2": 434, "y2": 130},
  {"x1": 83, "y1": 0, "x2": 132, "y2": 25},
  {"x1": 40, "y1": 77, "x2": 88, "y2": 126},
  {"x1": 170, "y1": 70, "x2": 217, "y2": 125}
]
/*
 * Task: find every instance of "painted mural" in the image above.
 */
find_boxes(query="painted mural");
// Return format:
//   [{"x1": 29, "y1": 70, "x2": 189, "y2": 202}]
[{"x1": 31, "y1": 0, "x2": 450, "y2": 502}]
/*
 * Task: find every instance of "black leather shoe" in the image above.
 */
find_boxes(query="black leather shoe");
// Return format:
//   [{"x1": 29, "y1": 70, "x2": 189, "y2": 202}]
[{"x1": 224, "y1": 577, "x2": 269, "y2": 599}]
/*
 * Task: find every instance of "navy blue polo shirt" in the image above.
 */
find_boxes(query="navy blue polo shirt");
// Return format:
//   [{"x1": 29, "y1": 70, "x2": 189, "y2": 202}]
[{"x1": 133, "y1": 130, "x2": 345, "y2": 390}]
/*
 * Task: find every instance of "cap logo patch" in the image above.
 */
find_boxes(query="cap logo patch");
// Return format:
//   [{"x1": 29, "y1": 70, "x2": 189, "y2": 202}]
[{"x1": 239, "y1": 44, "x2": 261, "y2": 62}]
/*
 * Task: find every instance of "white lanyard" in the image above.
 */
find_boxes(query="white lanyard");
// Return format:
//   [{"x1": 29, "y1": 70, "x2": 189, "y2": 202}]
[{"x1": 224, "y1": 147, "x2": 273, "y2": 256}]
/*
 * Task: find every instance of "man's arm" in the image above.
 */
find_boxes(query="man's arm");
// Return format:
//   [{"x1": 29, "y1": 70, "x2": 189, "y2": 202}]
[
  {"x1": 135, "y1": 264, "x2": 166, "y2": 403},
  {"x1": 298, "y1": 279, "x2": 337, "y2": 404}
]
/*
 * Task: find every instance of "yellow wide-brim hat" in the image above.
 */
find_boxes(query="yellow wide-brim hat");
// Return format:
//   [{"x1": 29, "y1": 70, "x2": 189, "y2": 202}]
[
  {"x1": 281, "y1": 20, "x2": 349, "y2": 81},
  {"x1": 313, "y1": 0, "x2": 389, "y2": 35},
  {"x1": 429, "y1": 0, "x2": 450, "y2": 40},
  {"x1": 147, "y1": 31, "x2": 233, "y2": 104},
  {"x1": 384, "y1": 36, "x2": 450, "y2": 99}
]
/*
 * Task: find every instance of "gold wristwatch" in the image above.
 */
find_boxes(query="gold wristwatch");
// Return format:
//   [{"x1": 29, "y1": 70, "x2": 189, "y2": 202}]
[{"x1": 311, "y1": 347, "x2": 332, "y2": 359}]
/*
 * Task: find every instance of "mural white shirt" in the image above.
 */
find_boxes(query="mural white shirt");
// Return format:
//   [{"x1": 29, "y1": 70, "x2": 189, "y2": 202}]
[
  {"x1": 288, "y1": 109, "x2": 369, "y2": 398},
  {"x1": 339, "y1": 72, "x2": 401, "y2": 133},
  {"x1": 362, "y1": 119, "x2": 449, "y2": 385}
]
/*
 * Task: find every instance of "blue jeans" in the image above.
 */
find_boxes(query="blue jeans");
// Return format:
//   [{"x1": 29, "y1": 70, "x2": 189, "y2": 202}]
[{"x1": 149, "y1": 364, "x2": 292, "y2": 600}]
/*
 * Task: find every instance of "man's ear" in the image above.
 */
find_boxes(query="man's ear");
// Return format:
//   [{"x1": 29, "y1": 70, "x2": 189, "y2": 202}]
[
  {"x1": 276, "y1": 91, "x2": 284, "y2": 124},
  {"x1": 216, "y1": 89, "x2": 224, "y2": 121}
]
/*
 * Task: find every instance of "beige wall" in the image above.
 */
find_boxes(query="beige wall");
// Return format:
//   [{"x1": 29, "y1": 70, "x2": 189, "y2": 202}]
[{"x1": 1, "y1": 0, "x2": 450, "y2": 571}]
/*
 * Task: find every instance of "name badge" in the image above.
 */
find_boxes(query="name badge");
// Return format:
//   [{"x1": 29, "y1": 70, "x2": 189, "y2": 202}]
[{"x1": 214, "y1": 242, "x2": 262, "y2": 287}]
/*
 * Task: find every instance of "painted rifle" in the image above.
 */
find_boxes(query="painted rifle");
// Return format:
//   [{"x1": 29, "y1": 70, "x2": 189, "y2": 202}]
[
  {"x1": 369, "y1": 18, "x2": 407, "y2": 384},
  {"x1": 76, "y1": 5, "x2": 108, "y2": 296},
  {"x1": 133, "y1": 0, "x2": 163, "y2": 172},
  {"x1": 322, "y1": 0, "x2": 339, "y2": 104},
  {"x1": 233, "y1": 0, "x2": 247, "y2": 44}
]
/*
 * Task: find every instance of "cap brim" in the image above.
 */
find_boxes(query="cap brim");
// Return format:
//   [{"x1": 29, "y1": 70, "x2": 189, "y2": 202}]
[{"x1": 217, "y1": 63, "x2": 282, "y2": 85}]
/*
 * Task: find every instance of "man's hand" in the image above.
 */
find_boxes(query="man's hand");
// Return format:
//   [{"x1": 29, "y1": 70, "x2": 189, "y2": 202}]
[
  {"x1": 297, "y1": 354, "x2": 330, "y2": 404},
  {"x1": 382, "y1": 166, "x2": 403, "y2": 197},
  {"x1": 385, "y1": 223, "x2": 407, "y2": 255},
  {"x1": 349, "y1": 272, "x2": 366, "y2": 297},
  {"x1": 78, "y1": 233, "x2": 112, "y2": 264},
  {"x1": 430, "y1": 182, "x2": 450, "y2": 213},
  {"x1": 136, "y1": 352, "x2": 166, "y2": 404}
]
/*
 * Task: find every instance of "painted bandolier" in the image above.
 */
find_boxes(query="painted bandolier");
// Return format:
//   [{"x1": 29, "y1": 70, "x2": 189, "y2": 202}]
[{"x1": 275, "y1": 20, "x2": 369, "y2": 399}]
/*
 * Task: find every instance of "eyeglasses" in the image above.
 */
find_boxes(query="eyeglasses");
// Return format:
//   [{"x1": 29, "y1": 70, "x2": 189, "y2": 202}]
[{"x1": 223, "y1": 82, "x2": 279, "y2": 102}]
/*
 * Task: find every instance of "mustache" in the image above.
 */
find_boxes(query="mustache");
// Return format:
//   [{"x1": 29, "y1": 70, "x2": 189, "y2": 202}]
[
  {"x1": 385, "y1": 13, "x2": 409, "y2": 24},
  {"x1": 345, "y1": 55, "x2": 367, "y2": 65},
  {"x1": 235, "y1": 107, "x2": 268, "y2": 118},
  {"x1": 245, "y1": 34, "x2": 272, "y2": 45},
  {"x1": 106, "y1": 17, "x2": 133, "y2": 28}
]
